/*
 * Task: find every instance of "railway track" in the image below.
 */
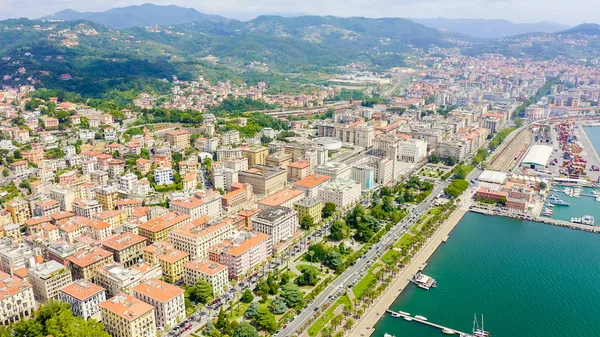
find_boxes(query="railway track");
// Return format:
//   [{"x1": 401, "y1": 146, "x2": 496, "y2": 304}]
[{"x1": 489, "y1": 127, "x2": 532, "y2": 172}]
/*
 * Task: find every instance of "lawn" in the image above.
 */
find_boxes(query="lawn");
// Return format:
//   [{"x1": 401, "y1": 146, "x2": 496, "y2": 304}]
[
  {"x1": 393, "y1": 233, "x2": 416, "y2": 250},
  {"x1": 380, "y1": 249, "x2": 402, "y2": 265},
  {"x1": 296, "y1": 264, "x2": 318, "y2": 273},
  {"x1": 307, "y1": 294, "x2": 351, "y2": 337},
  {"x1": 352, "y1": 263, "x2": 380, "y2": 298},
  {"x1": 230, "y1": 302, "x2": 250, "y2": 320}
]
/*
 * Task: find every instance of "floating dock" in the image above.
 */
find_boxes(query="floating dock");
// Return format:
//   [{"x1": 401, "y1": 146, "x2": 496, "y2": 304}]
[
  {"x1": 469, "y1": 208, "x2": 600, "y2": 233},
  {"x1": 386, "y1": 310, "x2": 472, "y2": 336}
]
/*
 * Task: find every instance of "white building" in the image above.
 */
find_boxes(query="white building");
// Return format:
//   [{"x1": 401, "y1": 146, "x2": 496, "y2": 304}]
[
  {"x1": 119, "y1": 173, "x2": 138, "y2": 193},
  {"x1": 221, "y1": 130, "x2": 241, "y2": 146},
  {"x1": 183, "y1": 259, "x2": 229, "y2": 296},
  {"x1": 154, "y1": 167, "x2": 174, "y2": 186},
  {"x1": 59, "y1": 279, "x2": 107, "y2": 320},
  {"x1": 314, "y1": 161, "x2": 351, "y2": 180},
  {"x1": 0, "y1": 271, "x2": 36, "y2": 324},
  {"x1": 318, "y1": 178, "x2": 362, "y2": 209},
  {"x1": 355, "y1": 124, "x2": 375, "y2": 148},
  {"x1": 251, "y1": 206, "x2": 298, "y2": 244},
  {"x1": 351, "y1": 164, "x2": 376, "y2": 190},
  {"x1": 400, "y1": 139, "x2": 427, "y2": 163}
]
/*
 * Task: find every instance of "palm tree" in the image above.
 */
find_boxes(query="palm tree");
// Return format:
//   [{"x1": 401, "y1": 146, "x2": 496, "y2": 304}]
[{"x1": 308, "y1": 250, "x2": 315, "y2": 265}]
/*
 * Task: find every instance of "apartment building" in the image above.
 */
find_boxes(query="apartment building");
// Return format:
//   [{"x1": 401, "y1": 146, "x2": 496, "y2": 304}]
[
  {"x1": 221, "y1": 130, "x2": 241, "y2": 146},
  {"x1": 216, "y1": 146, "x2": 242, "y2": 161},
  {"x1": 165, "y1": 130, "x2": 190, "y2": 149},
  {"x1": 101, "y1": 233, "x2": 148, "y2": 268},
  {"x1": 142, "y1": 241, "x2": 175, "y2": 265},
  {"x1": 169, "y1": 193, "x2": 222, "y2": 221},
  {"x1": 287, "y1": 160, "x2": 311, "y2": 182},
  {"x1": 100, "y1": 293, "x2": 156, "y2": 337},
  {"x1": 27, "y1": 260, "x2": 72, "y2": 303},
  {"x1": 293, "y1": 198, "x2": 324, "y2": 224},
  {"x1": 251, "y1": 206, "x2": 298, "y2": 244},
  {"x1": 93, "y1": 209, "x2": 128, "y2": 229},
  {"x1": 241, "y1": 146, "x2": 269, "y2": 166},
  {"x1": 183, "y1": 259, "x2": 229, "y2": 296},
  {"x1": 133, "y1": 279, "x2": 185, "y2": 329},
  {"x1": 72, "y1": 199, "x2": 103, "y2": 218},
  {"x1": 33, "y1": 199, "x2": 61, "y2": 217},
  {"x1": 318, "y1": 178, "x2": 362, "y2": 209},
  {"x1": 0, "y1": 271, "x2": 36, "y2": 324},
  {"x1": 66, "y1": 246, "x2": 114, "y2": 282},
  {"x1": 293, "y1": 174, "x2": 331, "y2": 198},
  {"x1": 169, "y1": 216, "x2": 234, "y2": 259},
  {"x1": 313, "y1": 161, "x2": 351, "y2": 180},
  {"x1": 221, "y1": 183, "x2": 254, "y2": 214},
  {"x1": 95, "y1": 185, "x2": 120, "y2": 211},
  {"x1": 96, "y1": 262, "x2": 162, "y2": 297},
  {"x1": 266, "y1": 151, "x2": 292, "y2": 168},
  {"x1": 59, "y1": 279, "x2": 106, "y2": 320},
  {"x1": 138, "y1": 212, "x2": 190, "y2": 242},
  {"x1": 399, "y1": 139, "x2": 427, "y2": 163},
  {"x1": 6, "y1": 199, "x2": 31, "y2": 225},
  {"x1": 257, "y1": 188, "x2": 305, "y2": 210},
  {"x1": 209, "y1": 231, "x2": 272, "y2": 279},
  {"x1": 154, "y1": 167, "x2": 174, "y2": 186},
  {"x1": 158, "y1": 249, "x2": 189, "y2": 283},
  {"x1": 238, "y1": 165, "x2": 287, "y2": 196}
]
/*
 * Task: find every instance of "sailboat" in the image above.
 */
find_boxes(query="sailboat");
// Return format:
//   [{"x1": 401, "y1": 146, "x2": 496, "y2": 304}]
[{"x1": 473, "y1": 314, "x2": 490, "y2": 337}]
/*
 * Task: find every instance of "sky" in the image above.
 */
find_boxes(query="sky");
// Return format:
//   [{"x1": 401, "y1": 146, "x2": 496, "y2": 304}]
[{"x1": 0, "y1": 0, "x2": 594, "y2": 26}]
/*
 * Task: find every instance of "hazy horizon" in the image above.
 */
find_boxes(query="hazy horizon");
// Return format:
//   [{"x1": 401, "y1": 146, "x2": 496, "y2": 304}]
[{"x1": 0, "y1": 0, "x2": 595, "y2": 26}]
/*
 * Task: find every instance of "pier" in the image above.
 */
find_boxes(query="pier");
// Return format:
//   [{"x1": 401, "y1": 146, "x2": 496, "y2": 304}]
[
  {"x1": 469, "y1": 208, "x2": 600, "y2": 233},
  {"x1": 386, "y1": 310, "x2": 472, "y2": 336}
]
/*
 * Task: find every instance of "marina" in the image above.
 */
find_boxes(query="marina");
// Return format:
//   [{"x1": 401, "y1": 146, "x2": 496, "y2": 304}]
[
  {"x1": 386, "y1": 310, "x2": 471, "y2": 336},
  {"x1": 373, "y1": 212, "x2": 600, "y2": 337},
  {"x1": 411, "y1": 272, "x2": 437, "y2": 290}
]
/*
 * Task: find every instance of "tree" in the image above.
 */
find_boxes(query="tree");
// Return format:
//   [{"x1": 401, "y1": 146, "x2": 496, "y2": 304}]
[
  {"x1": 539, "y1": 181, "x2": 547, "y2": 190},
  {"x1": 266, "y1": 273, "x2": 279, "y2": 295},
  {"x1": 345, "y1": 319, "x2": 355, "y2": 330},
  {"x1": 445, "y1": 156, "x2": 456, "y2": 166},
  {"x1": 322, "y1": 202, "x2": 337, "y2": 219},
  {"x1": 295, "y1": 267, "x2": 319, "y2": 286},
  {"x1": 188, "y1": 279, "x2": 214, "y2": 304},
  {"x1": 514, "y1": 117, "x2": 523, "y2": 127},
  {"x1": 245, "y1": 302, "x2": 260, "y2": 319},
  {"x1": 254, "y1": 306, "x2": 277, "y2": 333},
  {"x1": 269, "y1": 297, "x2": 288, "y2": 314},
  {"x1": 13, "y1": 150, "x2": 21, "y2": 159},
  {"x1": 216, "y1": 308, "x2": 231, "y2": 334},
  {"x1": 279, "y1": 283, "x2": 303, "y2": 308},
  {"x1": 2, "y1": 169, "x2": 8, "y2": 177},
  {"x1": 428, "y1": 154, "x2": 440, "y2": 164},
  {"x1": 324, "y1": 250, "x2": 343, "y2": 270},
  {"x1": 233, "y1": 322, "x2": 259, "y2": 337},
  {"x1": 329, "y1": 220, "x2": 349, "y2": 241},
  {"x1": 300, "y1": 214, "x2": 315, "y2": 230},
  {"x1": 241, "y1": 289, "x2": 254, "y2": 303}
]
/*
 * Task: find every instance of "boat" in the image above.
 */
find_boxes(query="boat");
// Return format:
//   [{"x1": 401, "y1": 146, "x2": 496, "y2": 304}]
[
  {"x1": 545, "y1": 203, "x2": 555, "y2": 207},
  {"x1": 595, "y1": 197, "x2": 600, "y2": 202},
  {"x1": 412, "y1": 272, "x2": 436, "y2": 290},
  {"x1": 583, "y1": 215, "x2": 595, "y2": 225},
  {"x1": 391, "y1": 312, "x2": 402, "y2": 318},
  {"x1": 473, "y1": 315, "x2": 490, "y2": 337},
  {"x1": 548, "y1": 199, "x2": 570, "y2": 206},
  {"x1": 442, "y1": 328, "x2": 456, "y2": 335},
  {"x1": 384, "y1": 333, "x2": 396, "y2": 337},
  {"x1": 415, "y1": 315, "x2": 428, "y2": 321},
  {"x1": 571, "y1": 217, "x2": 583, "y2": 224},
  {"x1": 398, "y1": 311, "x2": 410, "y2": 316},
  {"x1": 403, "y1": 316, "x2": 413, "y2": 321}
]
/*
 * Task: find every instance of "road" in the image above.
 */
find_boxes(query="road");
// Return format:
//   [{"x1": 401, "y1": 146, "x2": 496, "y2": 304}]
[
  {"x1": 382, "y1": 72, "x2": 413, "y2": 99},
  {"x1": 277, "y1": 183, "x2": 448, "y2": 337}
]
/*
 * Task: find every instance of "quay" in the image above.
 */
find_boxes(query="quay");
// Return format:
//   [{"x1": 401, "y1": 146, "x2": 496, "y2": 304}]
[
  {"x1": 385, "y1": 310, "x2": 472, "y2": 336},
  {"x1": 469, "y1": 208, "x2": 600, "y2": 233}
]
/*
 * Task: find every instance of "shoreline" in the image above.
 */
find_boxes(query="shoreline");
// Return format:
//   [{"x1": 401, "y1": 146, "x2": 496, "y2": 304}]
[{"x1": 349, "y1": 204, "x2": 468, "y2": 337}]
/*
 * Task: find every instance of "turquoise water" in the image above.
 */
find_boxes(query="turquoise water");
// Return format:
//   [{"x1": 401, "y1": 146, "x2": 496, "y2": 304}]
[
  {"x1": 544, "y1": 185, "x2": 599, "y2": 222},
  {"x1": 372, "y1": 212, "x2": 600, "y2": 337}
]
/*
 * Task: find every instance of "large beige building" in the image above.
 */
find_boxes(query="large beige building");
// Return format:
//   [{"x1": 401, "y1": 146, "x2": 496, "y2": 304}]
[
  {"x1": 6, "y1": 199, "x2": 31, "y2": 225},
  {"x1": 95, "y1": 185, "x2": 120, "y2": 211},
  {"x1": 59, "y1": 279, "x2": 107, "y2": 320},
  {"x1": 66, "y1": 246, "x2": 114, "y2": 282},
  {"x1": 165, "y1": 130, "x2": 191, "y2": 149},
  {"x1": 101, "y1": 233, "x2": 148, "y2": 268},
  {"x1": 138, "y1": 212, "x2": 190, "y2": 242},
  {"x1": 241, "y1": 146, "x2": 269, "y2": 166},
  {"x1": 169, "y1": 216, "x2": 234, "y2": 259},
  {"x1": 238, "y1": 165, "x2": 287, "y2": 196},
  {"x1": 100, "y1": 293, "x2": 156, "y2": 337},
  {"x1": 96, "y1": 262, "x2": 162, "y2": 297},
  {"x1": 184, "y1": 259, "x2": 229, "y2": 296},
  {"x1": 132, "y1": 279, "x2": 185, "y2": 329},
  {"x1": 0, "y1": 271, "x2": 36, "y2": 325},
  {"x1": 27, "y1": 260, "x2": 73, "y2": 303}
]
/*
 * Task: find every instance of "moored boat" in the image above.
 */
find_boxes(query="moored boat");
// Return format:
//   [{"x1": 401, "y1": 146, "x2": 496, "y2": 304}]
[
  {"x1": 403, "y1": 316, "x2": 413, "y2": 321},
  {"x1": 415, "y1": 315, "x2": 428, "y2": 321},
  {"x1": 442, "y1": 328, "x2": 456, "y2": 335}
]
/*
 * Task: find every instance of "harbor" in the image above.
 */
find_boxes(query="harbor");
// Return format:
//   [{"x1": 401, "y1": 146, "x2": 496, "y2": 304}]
[{"x1": 371, "y1": 212, "x2": 600, "y2": 337}]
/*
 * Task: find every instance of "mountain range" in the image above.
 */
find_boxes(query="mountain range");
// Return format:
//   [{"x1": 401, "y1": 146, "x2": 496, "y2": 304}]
[
  {"x1": 409, "y1": 18, "x2": 569, "y2": 39},
  {"x1": 0, "y1": 4, "x2": 594, "y2": 100},
  {"x1": 41, "y1": 3, "x2": 228, "y2": 29}
]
